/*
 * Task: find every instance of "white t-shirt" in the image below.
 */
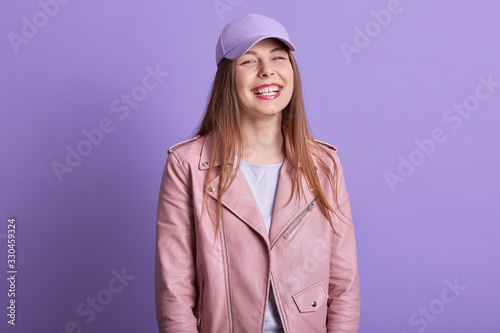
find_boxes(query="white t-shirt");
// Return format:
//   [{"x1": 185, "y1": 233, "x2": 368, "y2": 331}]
[{"x1": 238, "y1": 158, "x2": 284, "y2": 333}]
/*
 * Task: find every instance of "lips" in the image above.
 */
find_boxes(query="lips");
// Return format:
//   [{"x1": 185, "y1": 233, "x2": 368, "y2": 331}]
[{"x1": 252, "y1": 83, "x2": 282, "y2": 99}]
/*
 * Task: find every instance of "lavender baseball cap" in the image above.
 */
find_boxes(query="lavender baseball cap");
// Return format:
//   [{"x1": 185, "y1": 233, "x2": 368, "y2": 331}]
[{"x1": 215, "y1": 14, "x2": 295, "y2": 65}]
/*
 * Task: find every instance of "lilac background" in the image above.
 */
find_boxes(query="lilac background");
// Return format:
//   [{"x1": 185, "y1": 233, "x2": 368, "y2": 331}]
[{"x1": 1, "y1": 0, "x2": 499, "y2": 332}]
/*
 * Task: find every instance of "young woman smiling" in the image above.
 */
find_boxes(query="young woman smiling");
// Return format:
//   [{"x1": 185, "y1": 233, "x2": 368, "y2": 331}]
[{"x1": 155, "y1": 14, "x2": 360, "y2": 333}]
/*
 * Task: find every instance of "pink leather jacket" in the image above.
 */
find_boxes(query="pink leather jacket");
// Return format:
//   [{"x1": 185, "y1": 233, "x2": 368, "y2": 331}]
[{"x1": 155, "y1": 132, "x2": 360, "y2": 332}]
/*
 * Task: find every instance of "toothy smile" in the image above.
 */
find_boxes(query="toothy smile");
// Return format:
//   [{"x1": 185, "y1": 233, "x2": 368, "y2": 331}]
[{"x1": 252, "y1": 85, "x2": 281, "y2": 96}]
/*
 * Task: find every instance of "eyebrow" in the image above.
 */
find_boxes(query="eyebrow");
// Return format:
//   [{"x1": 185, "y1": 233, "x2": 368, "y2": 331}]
[{"x1": 244, "y1": 47, "x2": 286, "y2": 55}]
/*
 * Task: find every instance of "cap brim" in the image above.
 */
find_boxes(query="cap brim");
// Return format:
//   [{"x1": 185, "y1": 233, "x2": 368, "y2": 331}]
[{"x1": 224, "y1": 35, "x2": 295, "y2": 60}]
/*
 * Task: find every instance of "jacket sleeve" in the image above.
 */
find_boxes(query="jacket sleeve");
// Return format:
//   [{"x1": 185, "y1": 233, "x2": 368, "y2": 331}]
[
  {"x1": 327, "y1": 154, "x2": 361, "y2": 332},
  {"x1": 155, "y1": 152, "x2": 198, "y2": 332}
]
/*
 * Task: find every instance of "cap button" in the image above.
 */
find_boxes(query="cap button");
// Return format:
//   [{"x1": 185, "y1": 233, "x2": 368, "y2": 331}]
[
  {"x1": 202, "y1": 162, "x2": 208, "y2": 167},
  {"x1": 208, "y1": 186, "x2": 215, "y2": 193}
]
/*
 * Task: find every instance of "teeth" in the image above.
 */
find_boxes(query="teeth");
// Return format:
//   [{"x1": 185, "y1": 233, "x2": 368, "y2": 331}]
[{"x1": 253, "y1": 86, "x2": 280, "y2": 95}]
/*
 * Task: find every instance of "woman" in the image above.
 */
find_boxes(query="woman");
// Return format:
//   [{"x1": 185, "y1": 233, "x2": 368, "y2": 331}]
[{"x1": 155, "y1": 14, "x2": 360, "y2": 333}]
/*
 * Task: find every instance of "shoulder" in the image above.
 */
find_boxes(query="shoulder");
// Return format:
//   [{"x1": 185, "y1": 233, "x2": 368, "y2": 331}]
[
  {"x1": 166, "y1": 135, "x2": 208, "y2": 168},
  {"x1": 168, "y1": 135, "x2": 205, "y2": 156},
  {"x1": 310, "y1": 138, "x2": 339, "y2": 159},
  {"x1": 309, "y1": 138, "x2": 342, "y2": 170},
  {"x1": 314, "y1": 138, "x2": 337, "y2": 152},
  {"x1": 168, "y1": 135, "x2": 203, "y2": 154}
]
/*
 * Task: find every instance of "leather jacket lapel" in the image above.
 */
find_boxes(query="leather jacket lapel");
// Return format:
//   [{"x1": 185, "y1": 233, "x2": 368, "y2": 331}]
[
  {"x1": 269, "y1": 128, "x2": 316, "y2": 246},
  {"x1": 207, "y1": 170, "x2": 269, "y2": 242},
  {"x1": 269, "y1": 157, "x2": 315, "y2": 247},
  {"x1": 200, "y1": 135, "x2": 269, "y2": 242}
]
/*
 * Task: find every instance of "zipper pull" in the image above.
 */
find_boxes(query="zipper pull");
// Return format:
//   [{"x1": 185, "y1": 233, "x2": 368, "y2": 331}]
[
  {"x1": 283, "y1": 199, "x2": 317, "y2": 240},
  {"x1": 307, "y1": 199, "x2": 316, "y2": 211}
]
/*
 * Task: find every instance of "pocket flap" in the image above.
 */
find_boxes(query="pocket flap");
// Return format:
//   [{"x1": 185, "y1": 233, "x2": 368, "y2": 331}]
[{"x1": 292, "y1": 282, "x2": 327, "y2": 313}]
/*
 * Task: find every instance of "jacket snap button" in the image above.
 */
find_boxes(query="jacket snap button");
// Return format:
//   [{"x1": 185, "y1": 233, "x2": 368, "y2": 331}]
[
  {"x1": 311, "y1": 301, "x2": 317, "y2": 307},
  {"x1": 208, "y1": 186, "x2": 215, "y2": 192},
  {"x1": 202, "y1": 162, "x2": 208, "y2": 167}
]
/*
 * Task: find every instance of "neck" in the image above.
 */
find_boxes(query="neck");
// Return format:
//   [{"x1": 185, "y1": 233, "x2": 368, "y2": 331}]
[{"x1": 239, "y1": 115, "x2": 285, "y2": 164}]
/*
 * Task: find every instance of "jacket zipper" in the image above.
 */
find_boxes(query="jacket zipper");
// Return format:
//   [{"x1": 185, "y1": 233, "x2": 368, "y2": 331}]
[
  {"x1": 283, "y1": 199, "x2": 316, "y2": 239},
  {"x1": 221, "y1": 217, "x2": 236, "y2": 332}
]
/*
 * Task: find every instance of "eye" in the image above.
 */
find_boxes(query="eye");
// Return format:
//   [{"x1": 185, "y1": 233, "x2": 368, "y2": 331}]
[
  {"x1": 272, "y1": 56, "x2": 286, "y2": 61},
  {"x1": 240, "y1": 59, "x2": 254, "y2": 65}
]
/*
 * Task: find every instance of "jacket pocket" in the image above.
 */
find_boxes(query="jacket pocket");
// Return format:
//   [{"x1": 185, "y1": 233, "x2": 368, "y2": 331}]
[{"x1": 292, "y1": 281, "x2": 327, "y2": 313}]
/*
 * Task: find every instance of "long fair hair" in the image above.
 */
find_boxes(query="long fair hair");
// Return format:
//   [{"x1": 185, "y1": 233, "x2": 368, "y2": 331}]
[{"x1": 196, "y1": 46, "x2": 346, "y2": 235}]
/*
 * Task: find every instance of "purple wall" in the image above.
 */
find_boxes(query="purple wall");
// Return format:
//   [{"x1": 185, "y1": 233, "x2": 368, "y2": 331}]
[{"x1": 1, "y1": 1, "x2": 499, "y2": 332}]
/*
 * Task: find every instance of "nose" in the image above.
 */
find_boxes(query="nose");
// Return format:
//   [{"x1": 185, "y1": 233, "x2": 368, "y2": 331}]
[{"x1": 258, "y1": 61, "x2": 275, "y2": 78}]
